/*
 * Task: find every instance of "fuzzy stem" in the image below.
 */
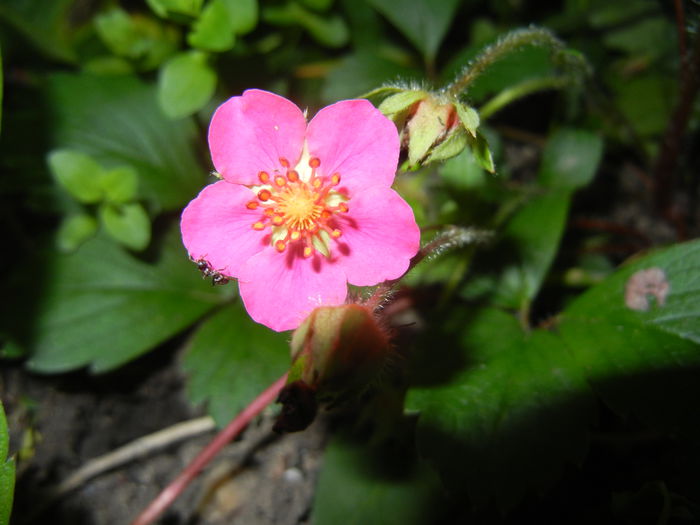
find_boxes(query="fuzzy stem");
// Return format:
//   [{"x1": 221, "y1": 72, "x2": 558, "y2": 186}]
[
  {"x1": 367, "y1": 226, "x2": 491, "y2": 311},
  {"x1": 445, "y1": 27, "x2": 567, "y2": 98},
  {"x1": 130, "y1": 373, "x2": 288, "y2": 525}
]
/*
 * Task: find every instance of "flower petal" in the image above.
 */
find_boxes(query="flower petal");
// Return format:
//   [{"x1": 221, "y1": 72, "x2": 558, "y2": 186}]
[
  {"x1": 180, "y1": 180, "x2": 267, "y2": 277},
  {"x1": 335, "y1": 187, "x2": 420, "y2": 286},
  {"x1": 208, "y1": 89, "x2": 307, "y2": 185},
  {"x1": 238, "y1": 246, "x2": 348, "y2": 331},
  {"x1": 306, "y1": 99, "x2": 399, "y2": 194}
]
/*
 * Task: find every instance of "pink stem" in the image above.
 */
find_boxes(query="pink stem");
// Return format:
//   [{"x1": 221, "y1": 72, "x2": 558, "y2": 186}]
[{"x1": 131, "y1": 372, "x2": 289, "y2": 525}]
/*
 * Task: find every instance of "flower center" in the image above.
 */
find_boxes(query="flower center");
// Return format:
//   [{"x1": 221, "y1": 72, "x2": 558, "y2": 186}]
[{"x1": 247, "y1": 155, "x2": 348, "y2": 258}]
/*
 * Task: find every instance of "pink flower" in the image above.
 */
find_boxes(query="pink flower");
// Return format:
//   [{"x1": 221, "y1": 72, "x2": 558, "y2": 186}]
[{"x1": 181, "y1": 89, "x2": 420, "y2": 332}]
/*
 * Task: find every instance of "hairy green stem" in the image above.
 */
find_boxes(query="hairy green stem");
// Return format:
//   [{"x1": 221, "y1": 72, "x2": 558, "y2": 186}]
[{"x1": 445, "y1": 26, "x2": 567, "y2": 98}]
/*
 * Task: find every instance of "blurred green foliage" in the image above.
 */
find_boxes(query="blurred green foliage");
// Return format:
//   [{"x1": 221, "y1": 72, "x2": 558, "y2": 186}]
[{"x1": 1, "y1": 0, "x2": 699, "y2": 523}]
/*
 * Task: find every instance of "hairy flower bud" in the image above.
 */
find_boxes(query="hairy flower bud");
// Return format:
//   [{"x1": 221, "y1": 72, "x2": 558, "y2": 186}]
[
  {"x1": 376, "y1": 88, "x2": 487, "y2": 170},
  {"x1": 274, "y1": 304, "x2": 392, "y2": 432}
]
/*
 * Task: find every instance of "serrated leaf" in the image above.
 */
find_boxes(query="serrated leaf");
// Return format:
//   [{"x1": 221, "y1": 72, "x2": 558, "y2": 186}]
[
  {"x1": 100, "y1": 165, "x2": 139, "y2": 204},
  {"x1": 158, "y1": 51, "x2": 217, "y2": 119},
  {"x1": 538, "y1": 128, "x2": 603, "y2": 190},
  {"x1": 48, "y1": 150, "x2": 105, "y2": 204},
  {"x1": 188, "y1": 0, "x2": 235, "y2": 52},
  {"x1": 222, "y1": 0, "x2": 257, "y2": 34},
  {"x1": 182, "y1": 302, "x2": 288, "y2": 426},
  {"x1": 0, "y1": 401, "x2": 15, "y2": 525},
  {"x1": 366, "y1": 0, "x2": 460, "y2": 64},
  {"x1": 562, "y1": 239, "x2": 700, "y2": 349},
  {"x1": 313, "y1": 436, "x2": 441, "y2": 525},
  {"x1": 99, "y1": 202, "x2": 151, "y2": 251},
  {"x1": 25, "y1": 230, "x2": 227, "y2": 373},
  {"x1": 45, "y1": 73, "x2": 204, "y2": 212},
  {"x1": 559, "y1": 239, "x2": 700, "y2": 435},
  {"x1": 56, "y1": 213, "x2": 99, "y2": 253},
  {"x1": 407, "y1": 308, "x2": 594, "y2": 510}
]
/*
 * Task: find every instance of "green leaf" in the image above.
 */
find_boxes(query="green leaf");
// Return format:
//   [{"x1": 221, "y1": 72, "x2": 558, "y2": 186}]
[
  {"x1": 263, "y1": 2, "x2": 349, "y2": 48},
  {"x1": 188, "y1": 0, "x2": 236, "y2": 52},
  {"x1": 100, "y1": 165, "x2": 139, "y2": 204},
  {"x1": 95, "y1": 7, "x2": 179, "y2": 70},
  {"x1": 158, "y1": 51, "x2": 217, "y2": 119},
  {"x1": 0, "y1": 401, "x2": 15, "y2": 525},
  {"x1": 147, "y1": 0, "x2": 204, "y2": 19},
  {"x1": 222, "y1": 0, "x2": 257, "y2": 34},
  {"x1": 298, "y1": 0, "x2": 333, "y2": 11},
  {"x1": 48, "y1": 150, "x2": 105, "y2": 204},
  {"x1": 559, "y1": 240, "x2": 700, "y2": 434},
  {"x1": 313, "y1": 436, "x2": 441, "y2": 525},
  {"x1": 25, "y1": 230, "x2": 227, "y2": 373},
  {"x1": 538, "y1": 128, "x2": 603, "y2": 190},
  {"x1": 56, "y1": 214, "x2": 99, "y2": 253},
  {"x1": 182, "y1": 302, "x2": 288, "y2": 427},
  {"x1": 45, "y1": 73, "x2": 204, "y2": 212},
  {"x1": 95, "y1": 7, "x2": 143, "y2": 58},
  {"x1": 99, "y1": 202, "x2": 151, "y2": 251},
  {"x1": 439, "y1": 144, "x2": 487, "y2": 190},
  {"x1": 407, "y1": 308, "x2": 593, "y2": 509},
  {"x1": 365, "y1": 0, "x2": 461, "y2": 64},
  {"x1": 613, "y1": 74, "x2": 674, "y2": 137},
  {"x1": 493, "y1": 190, "x2": 571, "y2": 309}
]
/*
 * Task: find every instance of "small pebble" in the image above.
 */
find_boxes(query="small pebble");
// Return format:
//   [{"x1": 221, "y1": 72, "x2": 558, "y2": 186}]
[{"x1": 283, "y1": 467, "x2": 303, "y2": 483}]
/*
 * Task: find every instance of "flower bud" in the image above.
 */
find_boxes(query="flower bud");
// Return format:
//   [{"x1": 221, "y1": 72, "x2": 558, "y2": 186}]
[
  {"x1": 274, "y1": 304, "x2": 393, "y2": 432},
  {"x1": 377, "y1": 89, "x2": 484, "y2": 169}
]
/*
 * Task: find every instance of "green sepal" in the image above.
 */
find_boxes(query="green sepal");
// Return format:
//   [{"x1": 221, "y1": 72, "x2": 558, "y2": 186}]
[
  {"x1": 454, "y1": 101, "x2": 480, "y2": 137},
  {"x1": 378, "y1": 89, "x2": 426, "y2": 117},
  {"x1": 468, "y1": 131, "x2": 495, "y2": 173},
  {"x1": 424, "y1": 127, "x2": 469, "y2": 164}
]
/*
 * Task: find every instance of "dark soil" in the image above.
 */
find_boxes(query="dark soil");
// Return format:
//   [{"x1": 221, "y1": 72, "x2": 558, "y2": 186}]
[{"x1": 2, "y1": 346, "x2": 326, "y2": 525}]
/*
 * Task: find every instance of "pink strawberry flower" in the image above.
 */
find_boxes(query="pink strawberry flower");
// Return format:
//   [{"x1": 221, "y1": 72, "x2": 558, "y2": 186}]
[{"x1": 181, "y1": 89, "x2": 420, "y2": 332}]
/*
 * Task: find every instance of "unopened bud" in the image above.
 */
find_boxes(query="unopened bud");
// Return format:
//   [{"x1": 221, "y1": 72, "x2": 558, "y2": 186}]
[{"x1": 274, "y1": 304, "x2": 392, "y2": 432}]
